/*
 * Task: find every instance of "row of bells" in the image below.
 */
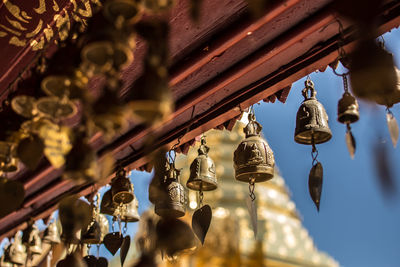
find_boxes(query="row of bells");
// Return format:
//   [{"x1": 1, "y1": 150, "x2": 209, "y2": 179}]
[
  {"x1": 1, "y1": 222, "x2": 60, "y2": 266},
  {"x1": 144, "y1": 84, "x2": 359, "y2": 217}
]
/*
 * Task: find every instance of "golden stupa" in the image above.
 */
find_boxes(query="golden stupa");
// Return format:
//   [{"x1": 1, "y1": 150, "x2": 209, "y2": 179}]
[{"x1": 168, "y1": 119, "x2": 340, "y2": 267}]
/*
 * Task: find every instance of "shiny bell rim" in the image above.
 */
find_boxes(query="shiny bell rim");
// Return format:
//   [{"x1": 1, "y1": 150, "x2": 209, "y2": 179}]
[
  {"x1": 36, "y1": 96, "x2": 77, "y2": 119},
  {"x1": 234, "y1": 166, "x2": 274, "y2": 183},
  {"x1": 0, "y1": 157, "x2": 19, "y2": 172},
  {"x1": 112, "y1": 191, "x2": 134, "y2": 204},
  {"x1": 294, "y1": 129, "x2": 332, "y2": 145},
  {"x1": 186, "y1": 179, "x2": 217, "y2": 191},
  {"x1": 11, "y1": 95, "x2": 37, "y2": 119},
  {"x1": 103, "y1": 0, "x2": 144, "y2": 25}
]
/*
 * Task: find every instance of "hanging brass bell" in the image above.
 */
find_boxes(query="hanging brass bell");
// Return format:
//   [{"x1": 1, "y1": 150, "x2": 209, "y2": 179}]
[
  {"x1": 111, "y1": 168, "x2": 134, "y2": 204},
  {"x1": 349, "y1": 39, "x2": 400, "y2": 107},
  {"x1": 4, "y1": 232, "x2": 26, "y2": 265},
  {"x1": 11, "y1": 95, "x2": 37, "y2": 119},
  {"x1": 337, "y1": 92, "x2": 360, "y2": 124},
  {"x1": 43, "y1": 220, "x2": 61, "y2": 244},
  {"x1": 233, "y1": 113, "x2": 275, "y2": 183},
  {"x1": 120, "y1": 196, "x2": 140, "y2": 222},
  {"x1": 187, "y1": 138, "x2": 217, "y2": 191},
  {"x1": 294, "y1": 80, "x2": 332, "y2": 145},
  {"x1": 100, "y1": 189, "x2": 117, "y2": 216},
  {"x1": 22, "y1": 224, "x2": 42, "y2": 255},
  {"x1": 97, "y1": 214, "x2": 110, "y2": 241},
  {"x1": 81, "y1": 221, "x2": 102, "y2": 244},
  {"x1": 155, "y1": 162, "x2": 186, "y2": 218},
  {"x1": 1, "y1": 251, "x2": 13, "y2": 267}
]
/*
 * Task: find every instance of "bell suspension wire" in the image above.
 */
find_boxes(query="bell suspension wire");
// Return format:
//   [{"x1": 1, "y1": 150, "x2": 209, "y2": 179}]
[
  {"x1": 311, "y1": 135, "x2": 319, "y2": 166},
  {"x1": 96, "y1": 244, "x2": 100, "y2": 259},
  {"x1": 123, "y1": 221, "x2": 128, "y2": 235},
  {"x1": 248, "y1": 177, "x2": 256, "y2": 201},
  {"x1": 198, "y1": 189, "x2": 204, "y2": 207}
]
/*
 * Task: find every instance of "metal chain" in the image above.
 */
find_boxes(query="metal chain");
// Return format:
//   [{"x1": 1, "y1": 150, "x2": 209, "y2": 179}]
[
  {"x1": 123, "y1": 221, "x2": 128, "y2": 235},
  {"x1": 198, "y1": 190, "x2": 204, "y2": 207},
  {"x1": 311, "y1": 135, "x2": 319, "y2": 166},
  {"x1": 342, "y1": 74, "x2": 349, "y2": 93},
  {"x1": 249, "y1": 177, "x2": 256, "y2": 201}
]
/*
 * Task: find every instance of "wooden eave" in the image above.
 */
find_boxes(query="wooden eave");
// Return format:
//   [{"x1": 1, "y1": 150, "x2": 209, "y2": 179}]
[{"x1": 0, "y1": 0, "x2": 399, "y2": 239}]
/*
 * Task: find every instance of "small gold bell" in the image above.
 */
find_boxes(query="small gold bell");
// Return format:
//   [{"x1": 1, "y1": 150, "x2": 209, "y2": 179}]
[
  {"x1": 337, "y1": 92, "x2": 360, "y2": 124},
  {"x1": 81, "y1": 221, "x2": 102, "y2": 244},
  {"x1": 22, "y1": 224, "x2": 42, "y2": 255},
  {"x1": 294, "y1": 80, "x2": 332, "y2": 145},
  {"x1": 43, "y1": 220, "x2": 61, "y2": 244},
  {"x1": 187, "y1": 137, "x2": 217, "y2": 191},
  {"x1": 120, "y1": 196, "x2": 140, "y2": 223},
  {"x1": 155, "y1": 162, "x2": 186, "y2": 218},
  {"x1": 234, "y1": 113, "x2": 275, "y2": 183},
  {"x1": 111, "y1": 168, "x2": 134, "y2": 204},
  {"x1": 100, "y1": 189, "x2": 116, "y2": 216},
  {"x1": 350, "y1": 40, "x2": 399, "y2": 107},
  {"x1": 97, "y1": 214, "x2": 110, "y2": 241},
  {"x1": 4, "y1": 232, "x2": 26, "y2": 265}
]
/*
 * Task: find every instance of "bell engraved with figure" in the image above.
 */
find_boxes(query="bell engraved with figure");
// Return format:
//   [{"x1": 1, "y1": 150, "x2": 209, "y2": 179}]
[
  {"x1": 100, "y1": 189, "x2": 116, "y2": 216},
  {"x1": 294, "y1": 80, "x2": 332, "y2": 145},
  {"x1": 187, "y1": 138, "x2": 217, "y2": 191},
  {"x1": 155, "y1": 162, "x2": 186, "y2": 218},
  {"x1": 337, "y1": 92, "x2": 360, "y2": 124},
  {"x1": 234, "y1": 113, "x2": 275, "y2": 183}
]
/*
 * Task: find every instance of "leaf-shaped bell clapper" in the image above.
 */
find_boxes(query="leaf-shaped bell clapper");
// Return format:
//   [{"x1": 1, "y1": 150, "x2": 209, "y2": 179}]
[
  {"x1": 234, "y1": 113, "x2": 275, "y2": 182},
  {"x1": 111, "y1": 168, "x2": 134, "y2": 204},
  {"x1": 100, "y1": 189, "x2": 117, "y2": 216},
  {"x1": 120, "y1": 196, "x2": 140, "y2": 223},
  {"x1": 294, "y1": 80, "x2": 332, "y2": 145},
  {"x1": 154, "y1": 163, "x2": 187, "y2": 218},
  {"x1": 349, "y1": 40, "x2": 400, "y2": 107},
  {"x1": 5, "y1": 232, "x2": 26, "y2": 265},
  {"x1": 22, "y1": 224, "x2": 42, "y2": 255},
  {"x1": 81, "y1": 221, "x2": 102, "y2": 244},
  {"x1": 187, "y1": 138, "x2": 217, "y2": 191},
  {"x1": 43, "y1": 220, "x2": 61, "y2": 244},
  {"x1": 0, "y1": 142, "x2": 18, "y2": 172},
  {"x1": 103, "y1": 0, "x2": 144, "y2": 26},
  {"x1": 337, "y1": 92, "x2": 360, "y2": 124}
]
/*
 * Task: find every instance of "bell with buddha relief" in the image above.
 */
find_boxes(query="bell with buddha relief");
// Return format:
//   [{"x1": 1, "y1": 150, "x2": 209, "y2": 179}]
[
  {"x1": 111, "y1": 167, "x2": 134, "y2": 204},
  {"x1": 81, "y1": 221, "x2": 102, "y2": 244},
  {"x1": 233, "y1": 109, "x2": 274, "y2": 238},
  {"x1": 294, "y1": 79, "x2": 332, "y2": 145},
  {"x1": 155, "y1": 161, "x2": 186, "y2": 218},
  {"x1": 234, "y1": 112, "x2": 275, "y2": 183},
  {"x1": 4, "y1": 232, "x2": 26, "y2": 265},
  {"x1": 43, "y1": 220, "x2": 61, "y2": 244},
  {"x1": 187, "y1": 136, "x2": 217, "y2": 191},
  {"x1": 294, "y1": 78, "x2": 331, "y2": 211}
]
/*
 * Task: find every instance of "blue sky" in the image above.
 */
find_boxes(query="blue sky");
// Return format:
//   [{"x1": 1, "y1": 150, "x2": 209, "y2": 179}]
[
  {"x1": 251, "y1": 28, "x2": 400, "y2": 267},
  {"x1": 128, "y1": 28, "x2": 400, "y2": 267}
]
